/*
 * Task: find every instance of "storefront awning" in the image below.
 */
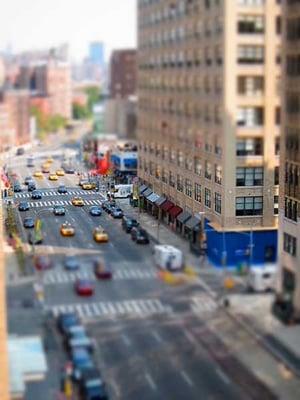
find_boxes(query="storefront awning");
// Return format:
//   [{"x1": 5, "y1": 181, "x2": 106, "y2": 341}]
[
  {"x1": 142, "y1": 188, "x2": 153, "y2": 197},
  {"x1": 185, "y1": 216, "x2": 201, "y2": 230},
  {"x1": 177, "y1": 210, "x2": 192, "y2": 224},
  {"x1": 160, "y1": 200, "x2": 174, "y2": 212},
  {"x1": 169, "y1": 206, "x2": 183, "y2": 218},
  {"x1": 155, "y1": 196, "x2": 167, "y2": 206},
  {"x1": 139, "y1": 184, "x2": 148, "y2": 194},
  {"x1": 147, "y1": 192, "x2": 160, "y2": 203}
]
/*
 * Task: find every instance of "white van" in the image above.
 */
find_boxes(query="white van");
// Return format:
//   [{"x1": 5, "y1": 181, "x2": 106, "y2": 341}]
[
  {"x1": 154, "y1": 245, "x2": 184, "y2": 272},
  {"x1": 246, "y1": 265, "x2": 277, "y2": 292},
  {"x1": 110, "y1": 184, "x2": 133, "y2": 199}
]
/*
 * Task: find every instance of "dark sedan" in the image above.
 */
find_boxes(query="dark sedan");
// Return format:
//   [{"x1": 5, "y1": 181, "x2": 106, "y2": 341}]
[
  {"x1": 57, "y1": 312, "x2": 80, "y2": 335},
  {"x1": 80, "y1": 368, "x2": 108, "y2": 400},
  {"x1": 28, "y1": 182, "x2": 36, "y2": 192},
  {"x1": 13, "y1": 183, "x2": 22, "y2": 192},
  {"x1": 18, "y1": 202, "x2": 29, "y2": 212},
  {"x1": 122, "y1": 216, "x2": 139, "y2": 233},
  {"x1": 89, "y1": 206, "x2": 102, "y2": 216},
  {"x1": 131, "y1": 227, "x2": 149, "y2": 244},
  {"x1": 23, "y1": 217, "x2": 35, "y2": 229},
  {"x1": 111, "y1": 207, "x2": 123, "y2": 219},
  {"x1": 31, "y1": 190, "x2": 42, "y2": 200},
  {"x1": 57, "y1": 185, "x2": 68, "y2": 194}
]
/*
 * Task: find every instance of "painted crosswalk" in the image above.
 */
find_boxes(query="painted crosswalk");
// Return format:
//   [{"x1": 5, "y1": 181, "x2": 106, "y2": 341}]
[
  {"x1": 43, "y1": 268, "x2": 157, "y2": 285},
  {"x1": 190, "y1": 295, "x2": 218, "y2": 314},
  {"x1": 21, "y1": 199, "x2": 103, "y2": 208},
  {"x1": 49, "y1": 298, "x2": 173, "y2": 320},
  {"x1": 14, "y1": 189, "x2": 98, "y2": 199}
]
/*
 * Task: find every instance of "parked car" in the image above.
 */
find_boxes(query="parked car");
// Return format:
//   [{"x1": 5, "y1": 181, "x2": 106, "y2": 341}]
[
  {"x1": 122, "y1": 216, "x2": 139, "y2": 233},
  {"x1": 28, "y1": 232, "x2": 43, "y2": 245},
  {"x1": 66, "y1": 325, "x2": 94, "y2": 353},
  {"x1": 64, "y1": 256, "x2": 80, "y2": 271},
  {"x1": 53, "y1": 205, "x2": 66, "y2": 216},
  {"x1": 131, "y1": 227, "x2": 149, "y2": 244},
  {"x1": 111, "y1": 207, "x2": 123, "y2": 219},
  {"x1": 89, "y1": 206, "x2": 102, "y2": 217},
  {"x1": 34, "y1": 255, "x2": 52, "y2": 271},
  {"x1": 79, "y1": 368, "x2": 108, "y2": 400},
  {"x1": 71, "y1": 347, "x2": 94, "y2": 381},
  {"x1": 57, "y1": 312, "x2": 80, "y2": 335},
  {"x1": 18, "y1": 201, "x2": 29, "y2": 212},
  {"x1": 28, "y1": 182, "x2": 36, "y2": 192},
  {"x1": 102, "y1": 201, "x2": 116, "y2": 213},
  {"x1": 13, "y1": 182, "x2": 22, "y2": 192},
  {"x1": 57, "y1": 185, "x2": 68, "y2": 194},
  {"x1": 31, "y1": 190, "x2": 42, "y2": 200},
  {"x1": 23, "y1": 216, "x2": 35, "y2": 229},
  {"x1": 24, "y1": 176, "x2": 33, "y2": 185},
  {"x1": 74, "y1": 279, "x2": 95, "y2": 297}
]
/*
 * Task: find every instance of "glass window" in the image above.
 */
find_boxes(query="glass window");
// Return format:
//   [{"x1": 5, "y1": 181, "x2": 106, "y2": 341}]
[
  {"x1": 205, "y1": 188, "x2": 212, "y2": 208},
  {"x1": 235, "y1": 196, "x2": 263, "y2": 216},
  {"x1": 194, "y1": 183, "x2": 202, "y2": 202}
]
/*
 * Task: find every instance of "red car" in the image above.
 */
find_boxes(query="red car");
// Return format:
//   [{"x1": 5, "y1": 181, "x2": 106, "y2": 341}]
[
  {"x1": 35, "y1": 255, "x2": 53, "y2": 271},
  {"x1": 74, "y1": 279, "x2": 95, "y2": 296}
]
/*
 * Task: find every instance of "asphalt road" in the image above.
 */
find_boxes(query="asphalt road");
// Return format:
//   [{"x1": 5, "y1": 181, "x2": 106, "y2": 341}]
[{"x1": 9, "y1": 145, "x2": 275, "y2": 400}]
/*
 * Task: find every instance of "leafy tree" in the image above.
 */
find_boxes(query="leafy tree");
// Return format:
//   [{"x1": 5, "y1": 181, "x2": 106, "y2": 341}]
[
  {"x1": 85, "y1": 86, "x2": 101, "y2": 112},
  {"x1": 72, "y1": 103, "x2": 90, "y2": 120}
]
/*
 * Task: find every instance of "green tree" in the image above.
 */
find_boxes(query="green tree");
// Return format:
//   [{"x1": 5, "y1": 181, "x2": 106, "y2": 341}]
[
  {"x1": 72, "y1": 103, "x2": 90, "y2": 120},
  {"x1": 85, "y1": 86, "x2": 101, "y2": 112}
]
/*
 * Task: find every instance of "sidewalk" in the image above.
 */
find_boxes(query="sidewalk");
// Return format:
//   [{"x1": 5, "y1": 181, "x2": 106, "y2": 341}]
[{"x1": 120, "y1": 199, "x2": 300, "y2": 379}]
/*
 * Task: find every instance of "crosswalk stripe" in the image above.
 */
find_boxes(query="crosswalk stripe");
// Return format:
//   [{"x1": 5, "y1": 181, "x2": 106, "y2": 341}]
[
  {"x1": 83, "y1": 304, "x2": 93, "y2": 317},
  {"x1": 75, "y1": 304, "x2": 85, "y2": 318},
  {"x1": 91, "y1": 303, "x2": 101, "y2": 315}
]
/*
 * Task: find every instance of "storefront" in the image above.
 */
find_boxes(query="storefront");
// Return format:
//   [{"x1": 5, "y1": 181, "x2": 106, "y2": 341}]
[
  {"x1": 141, "y1": 188, "x2": 152, "y2": 211},
  {"x1": 184, "y1": 216, "x2": 202, "y2": 255},
  {"x1": 168, "y1": 206, "x2": 183, "y2": 228},
  {"x1": 160, "y1": 200, "x2": 175, "y2": 223},
  {"x1": 146, "y1": 192, "x2": 160, "y2": 216},
  {"x1": 176, "y1": 211, "x2": 192, "y2": 236}
]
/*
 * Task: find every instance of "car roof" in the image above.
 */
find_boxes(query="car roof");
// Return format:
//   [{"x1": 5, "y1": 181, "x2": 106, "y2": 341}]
[{"x1": 81, "y1": 367, "x2": 101, "y2": 381}]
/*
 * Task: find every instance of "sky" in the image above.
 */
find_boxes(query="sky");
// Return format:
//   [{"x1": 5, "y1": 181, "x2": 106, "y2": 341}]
[{"x1": 0, "y1": 0, "x2": 137, "y2": 61}]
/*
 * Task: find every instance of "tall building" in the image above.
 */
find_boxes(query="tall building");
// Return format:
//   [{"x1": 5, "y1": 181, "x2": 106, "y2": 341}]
[
  {"x1": 277, "y1": 1, "x2": 300, "y2": 317},
  {"x1": 4, "y1": 90, "x2": 30, "y2": 145},
  {"x1": 34, "y1": 60, "x2": 72, "y2": 119},
  {"x1": 137, "y1": 0, "x2": 281, "y2": 266},
  {"x1": 89, "y1": 42, "x2": 105, "y2": 67},
  {"x1": 110, "y1": 49, "x2": 137, "y2": 99}
]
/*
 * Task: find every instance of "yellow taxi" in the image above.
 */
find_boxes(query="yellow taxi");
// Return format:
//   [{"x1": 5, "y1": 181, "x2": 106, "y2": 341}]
[
  {"x1": 49, "y1": 174, "x2": 58, "y2": 181},
  {"x1": 46, "y1": 157, "x2": 54, "y2": 164},
  {"x1": 93, "y1": 226, "x2": 109, "y2": 243},
  {"x1": 82, "y1": 182, "x2": 96, "y2": 190},
  {"x1": 34, "y1": 171, "x2": 43, "y2": 178},
  {"x1": 60, "y1": 222, "x2": 75, "y2": 237},
  {"x1": 56, "y1": 169, "x2": 65, "y2": 176},
  {"x1": 72, "y1": 196, "x2": 85, "y2": 206}
]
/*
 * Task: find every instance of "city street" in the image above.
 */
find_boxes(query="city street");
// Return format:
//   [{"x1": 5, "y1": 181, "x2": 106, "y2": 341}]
[{"x1": 4, "y1": 144, "x2": 281, "y2": 400}]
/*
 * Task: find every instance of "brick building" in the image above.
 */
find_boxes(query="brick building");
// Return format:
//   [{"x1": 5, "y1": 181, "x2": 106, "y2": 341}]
[{"x1": 109, "y1": 49, "x2": 137, "y2": 99}]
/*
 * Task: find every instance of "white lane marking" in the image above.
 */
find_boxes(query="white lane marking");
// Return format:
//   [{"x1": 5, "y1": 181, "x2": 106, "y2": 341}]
[
  {"x1": 181, "y1": 370, "x2": 194, "y2": 387},
  {"x1": 145, "y1": 372, "x2": 157, "y2": 391},
  {"x1": 152, "y1": 330, "x2": 163, "y2": 343},
  {"x1": 121, "y1": 334, "x2": 131, "y2": 347},
  {"x1": 216, "y1": 368, "x2": 231, "y2": 385}
]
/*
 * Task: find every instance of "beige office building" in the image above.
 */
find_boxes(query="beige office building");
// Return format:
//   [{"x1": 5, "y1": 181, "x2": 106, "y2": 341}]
[
  {"x1": 137, "y1": 0, "x2": 281, "y2": 266},
  {"x1": 277, "y1": 0, "x2": 300, "y2": 316}
]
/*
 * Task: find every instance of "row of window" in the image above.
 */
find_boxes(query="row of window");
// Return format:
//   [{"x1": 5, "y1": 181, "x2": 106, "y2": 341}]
[
  {"x1": 283, "y1": 233, "x2": 297, "y2": 257},
  {"x1": 139, "y1": 45, "x2": 281, "y2": 70},
  {"x1": 139, "y1": 137, "x2": 279, "y2": 159},
  {"x1": 285, "y1": 197, "x2": 299, "y2": 222},
  {"x1": 285, "y1": 130, "x2": 300, "y2": 163},
  {"x1": 139, "y1": 75, "x2": 280, "y2": 97}
]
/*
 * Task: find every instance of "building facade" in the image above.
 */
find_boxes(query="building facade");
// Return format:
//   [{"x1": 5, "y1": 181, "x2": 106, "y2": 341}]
[
  {"x1": 35, "y1": 61, "x2": 72, "y2": 119},
  {"x1": 137, "y1": 0, "x2": 281, "y2": 266},
  {"x1": 110, "y1": 49, "x2": 137, "y2": 99},
  {"x1": 4, "y1": 90, "x2": 30, "y2": 145},
  {"x1": 278, "y1": 0, "x2": 300, "y2": 315}
]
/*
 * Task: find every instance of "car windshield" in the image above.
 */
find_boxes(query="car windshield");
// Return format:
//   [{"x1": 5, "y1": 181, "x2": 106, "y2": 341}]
[{"x1": 85, "y1": 379, "x2": 103, "y2": 389}]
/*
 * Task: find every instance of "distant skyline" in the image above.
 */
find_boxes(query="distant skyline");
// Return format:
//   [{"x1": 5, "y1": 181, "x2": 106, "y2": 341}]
[{"x1": 0, "y1": 0, "x2": 136, "y2": 61}]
